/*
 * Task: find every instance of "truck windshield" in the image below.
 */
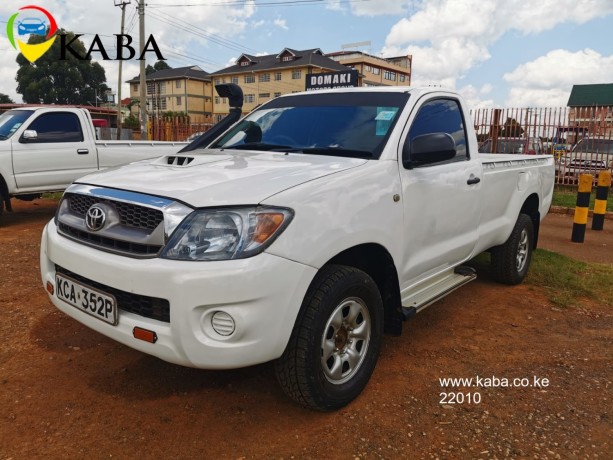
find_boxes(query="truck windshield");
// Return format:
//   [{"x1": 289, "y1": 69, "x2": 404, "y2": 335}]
[
  {"x1": 210, "y1": 92, "x2": 410, "y2": 159},
  {"x1": 0, "y1": 110, "x2": 34, "y2": 140}
]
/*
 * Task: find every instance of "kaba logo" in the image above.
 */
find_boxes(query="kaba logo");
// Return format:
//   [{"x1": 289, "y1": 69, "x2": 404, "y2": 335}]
[{"x1": 60, "y1": 33, "x2": 165, "y2": 61}]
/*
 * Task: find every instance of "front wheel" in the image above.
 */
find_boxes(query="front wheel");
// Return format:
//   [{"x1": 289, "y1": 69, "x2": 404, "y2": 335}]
[
  {"x1": 491, "y1": 213, "x2": 534, "y2": 285},
  {"x1": 275, "y1": 265, "x2": 383, "y2": 411}
]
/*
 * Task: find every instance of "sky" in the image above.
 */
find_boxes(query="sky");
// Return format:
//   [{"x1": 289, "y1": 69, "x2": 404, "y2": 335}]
[{"x1": 1, "y1": 0, "x2": 612, "y2": 109}]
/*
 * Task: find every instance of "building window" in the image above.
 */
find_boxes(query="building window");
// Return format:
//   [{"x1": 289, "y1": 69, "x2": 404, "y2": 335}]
[
  {"x1": 399, "y1": 74, "x2": 406, "y2": 83},
  {"x1": 259, "y1": 73, "x2": 270, "y2": 83},
  {"x1": 372, "y1": 67, "x2": 380, "y2": 75},
  {"x1": 292, "y1": 70, "x2": 301, "y2": 80},
  {"x1": 240, "y1": 60, "x2": 250, "y2": 67},
  {"x1": 147, "y1": 82, "x2": 154, "y2": 94},
  {"x1": 259, "y1": 93, "x2": 270, "y2": 99},
  {"x1": 274, "y1": 92, "x2": 281, "y2": 98},
  {"x1": 158, "y1": 82, "x2": 166, "y2": 94},
  {"x1": 215, "y1": 96, "x2": 220, "y2": 104},
  {"x1": 231, "y1": 76, "x2": 238, "y2": 84},
  {"x1": 176, "y1": 96, "x2": 182, "y2": 106},
  {"x1": 133, "y1": 83, "x2": 138, "y2": 92},
  {"x1": 244, "y1": 75, "x2": 255, "y2": 84},
  {"x1": 364, "y1": 65, "x2": 372, "y2": 72},
  {"x1": 275, "y1": 72, "x2": 282, "y2": 81},
  {"x1": 384, "y1": 71, "x2": 396, "y2": 81},
  {"x1": 215, "y1": 78, "x2": 221, "y2": 85},
  {"x1": 245, "y1": 94, "x2": 255, "y2": 103},
  {"x1": 176, "y1": 80, "x2": 182, "y2": 89},
  {"x1": 282, "y1": 55, "x2": 293, "y2": 62}
]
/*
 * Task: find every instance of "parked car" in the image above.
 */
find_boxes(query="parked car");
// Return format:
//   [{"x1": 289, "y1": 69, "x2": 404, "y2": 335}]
[
  {"x1": 0, "y1": 107, "x2": 187, "y2": 216},
  {"x1": 555, "y1": 136, "x2": 613, "y2": 183},
  {"x1": 41, "y1": 87, "x2": 555, "y2": 411},
  {"x1": 17, "y1": 18, "x2": 47, "y2": 36},
  {"x1": 478, "y1": 137, "x2": 544, "y2": 155}
]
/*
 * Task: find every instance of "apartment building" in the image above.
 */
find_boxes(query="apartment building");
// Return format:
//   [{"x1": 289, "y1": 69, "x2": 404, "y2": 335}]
[
  {"x1": 127, "y1": 66, "x2": 213, "y2": 123},
  {"x1": 326, "y1": 50, "x2": 412, "y2": 87},
  {"x1": 210, "y1": 48, "x2": 348, "y2": 119}
]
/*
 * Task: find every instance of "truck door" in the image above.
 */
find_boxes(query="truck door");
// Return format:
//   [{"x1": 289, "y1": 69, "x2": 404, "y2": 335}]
[
  {"x1": 398, "y1": 96, "x2": 482, "y2": 291},
  {"x1": 11, "y1": 111, "x2": 97, "y2": 191}
]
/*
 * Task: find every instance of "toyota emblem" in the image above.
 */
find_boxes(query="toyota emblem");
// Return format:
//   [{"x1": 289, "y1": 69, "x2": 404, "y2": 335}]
[{"x1": 85, "y1": 205, "x2": 106, "y2": 231}]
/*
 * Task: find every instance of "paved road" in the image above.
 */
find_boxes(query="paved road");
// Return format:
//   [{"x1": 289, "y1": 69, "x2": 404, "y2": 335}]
[{"x1": 539, "y1": 212, "x2": 613, "y2": 264}]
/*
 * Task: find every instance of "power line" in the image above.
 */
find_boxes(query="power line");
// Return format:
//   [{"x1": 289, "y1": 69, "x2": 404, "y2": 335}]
[{"x1": 147, "y1": 9, "x2": 257, "y2": 54}]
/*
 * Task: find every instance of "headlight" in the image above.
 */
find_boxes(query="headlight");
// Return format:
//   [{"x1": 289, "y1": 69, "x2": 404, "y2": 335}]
[{"x1": 161, "y1": 206, "x2": 293, "y2": 261}]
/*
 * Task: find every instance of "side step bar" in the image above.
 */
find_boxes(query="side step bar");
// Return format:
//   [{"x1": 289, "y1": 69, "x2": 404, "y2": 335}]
[{"x1": 402, "y1": 266, "x2": 477, "y2": 320}]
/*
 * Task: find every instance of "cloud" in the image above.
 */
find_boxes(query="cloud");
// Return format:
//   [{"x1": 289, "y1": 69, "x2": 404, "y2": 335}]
[
  {"x1": 349, "y1": 0, "x2": 410, "y2": 16},
  {"x1": 273, "y1": 18, "x2": 288, "y2": 30},
  {"x1": 458, "y1": 84, "x2": 496, "y2": 109},
  {"x1": 0, "y1": 0, "x2": 257, "y2": 100},
  {"x1": 503, "y1": 49, "x2": 613, "y2": 106},
  {"x1": 382, "y1": 0, "x2": 613, "y2": 90}
]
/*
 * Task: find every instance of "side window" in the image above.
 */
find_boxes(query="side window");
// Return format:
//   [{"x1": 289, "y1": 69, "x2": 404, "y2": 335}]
[
  {"x1": 406, "y1": 99, "x2": 468, "y2": 166},
  {"x1": 26, "y1": 112, "x2": 84, "y2": 143}
]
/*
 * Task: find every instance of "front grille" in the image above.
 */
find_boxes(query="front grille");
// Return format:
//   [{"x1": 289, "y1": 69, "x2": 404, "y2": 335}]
[
  {"x1": 58, "y1": 223, "x2": 162, "y2": 256},
  {"x1": 67, "y1": 193, "x2": 163, "y2": 231},
  {"x1": 56, "y1": 265, "x2": 170, "y2": 323}
]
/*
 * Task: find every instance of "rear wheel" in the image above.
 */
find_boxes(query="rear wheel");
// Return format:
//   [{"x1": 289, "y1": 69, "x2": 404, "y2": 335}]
[
  {"x1": 491, "y1": 213, "x2": 534, "y2": 285},
  {"x1": 275, "y1": 265, "x2": 383, "y2": 411}
]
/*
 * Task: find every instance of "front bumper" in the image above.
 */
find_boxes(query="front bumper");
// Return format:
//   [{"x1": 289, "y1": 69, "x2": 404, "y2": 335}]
[{"x1": 41, "y1": 220, "x2": 317, "y2": 369}]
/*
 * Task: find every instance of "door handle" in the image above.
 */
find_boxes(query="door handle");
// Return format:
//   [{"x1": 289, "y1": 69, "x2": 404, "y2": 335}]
[
  {"x1": 77, "y1": 149, "x2": 89, "y2": 155},
  {"x1": 467, "y1": 175, "x2": 481, "y2": 185}
]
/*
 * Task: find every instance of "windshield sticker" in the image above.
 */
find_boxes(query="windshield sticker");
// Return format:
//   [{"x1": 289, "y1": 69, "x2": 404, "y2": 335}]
[
  {"x1": 376, "y1": 107, "x2": 398, "y2": 136},
  {"x1": 375, "y1": 110, "x2": 396, "y2": 121}
]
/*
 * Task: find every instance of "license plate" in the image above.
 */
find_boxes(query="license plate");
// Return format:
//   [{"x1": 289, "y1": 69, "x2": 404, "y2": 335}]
[{"x1": 55, "y1": 273, "x2": 118, "y2": 326}]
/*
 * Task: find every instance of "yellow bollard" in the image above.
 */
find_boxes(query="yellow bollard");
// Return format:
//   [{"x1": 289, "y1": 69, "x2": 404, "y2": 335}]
[
  {"x1": 592, "y1": 171, "x2": 611, "y2": 231},
  {"x1": 571, "y1": 174, "x2": 593, "y2": 243}
]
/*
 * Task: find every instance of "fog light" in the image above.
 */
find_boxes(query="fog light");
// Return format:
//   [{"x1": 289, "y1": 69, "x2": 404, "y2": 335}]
[{"x1": 211, "y1": 311, "x2": 235, "y2": 336}]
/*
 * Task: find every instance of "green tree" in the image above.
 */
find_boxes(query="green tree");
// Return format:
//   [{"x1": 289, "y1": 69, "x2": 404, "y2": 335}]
[
  {"x1": 16, "y1": 30, "x2": 110, "y2": 105},
  {"x1": 153, "y1": 60, "x2": 171, "y2": 71},
  {"x1": 0, "y1": 93, "x2": 14, "y2": 103},
  {"x1": 146, "y1": 61, "x2": 171, "y2": 75}
]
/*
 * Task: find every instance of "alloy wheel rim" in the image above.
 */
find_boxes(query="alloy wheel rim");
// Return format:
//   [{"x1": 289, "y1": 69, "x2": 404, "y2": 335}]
[
  {"x1": 320, "y1": 297, "x2": 371, "y2": 385},
  {"x1": 516, "y1": 228, "x2": 529, "y2": 272}
]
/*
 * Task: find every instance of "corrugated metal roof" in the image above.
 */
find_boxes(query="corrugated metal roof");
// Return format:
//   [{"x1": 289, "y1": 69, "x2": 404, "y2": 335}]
[{"x1": 567, "y1": 83, "x2": 613, "y2": 107}]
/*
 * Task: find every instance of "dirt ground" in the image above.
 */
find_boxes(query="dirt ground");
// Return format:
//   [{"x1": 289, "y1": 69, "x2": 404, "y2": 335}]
[{"x1": 0, "y1": 199, "x2": 611, "y2": 459}]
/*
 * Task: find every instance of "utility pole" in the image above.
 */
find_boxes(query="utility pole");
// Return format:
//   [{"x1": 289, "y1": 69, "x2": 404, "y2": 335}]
[
  {"x1": 114, "y1": 0, "x2": 131, "y2": 140},
  {"x1": 138, "y1": 0, "x2": 147, "y2": 139}
]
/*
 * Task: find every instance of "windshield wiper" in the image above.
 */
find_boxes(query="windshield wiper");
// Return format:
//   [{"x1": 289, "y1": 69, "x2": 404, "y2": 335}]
[
  {"x1": 223, "y1": 142, "x2": 293, "y2": 151},
  {"x1": 274, "y1": 147, "x2": 373, "y2": 159}
]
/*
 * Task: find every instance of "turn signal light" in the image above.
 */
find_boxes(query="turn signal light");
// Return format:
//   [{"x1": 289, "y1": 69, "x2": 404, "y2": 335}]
[{"x1": 133, "y1": 327, "x2": 158, "y2": 344}]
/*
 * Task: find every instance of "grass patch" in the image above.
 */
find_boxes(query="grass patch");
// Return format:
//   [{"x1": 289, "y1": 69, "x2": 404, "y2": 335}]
[
  {"x1": 42, "y1": 192, "x2": 63, "y2": 201},
  {"x1": 526, "y1": 249, "x2": 613, "y2": 307},
  {"x1": 552, "y1": 185, "x2": 612, "y2": 211},
  {"x1": 469, "y1": 249, "x2": 613, "y2": 308}
]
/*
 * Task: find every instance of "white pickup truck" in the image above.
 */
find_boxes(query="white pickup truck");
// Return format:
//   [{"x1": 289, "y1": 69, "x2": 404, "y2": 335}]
[
  {"x1": 41, "y1": 87, "x2": 555, "y2": 411},
  {"x1": 0, "y1": 107, "x2": 186, "y2": 215}
]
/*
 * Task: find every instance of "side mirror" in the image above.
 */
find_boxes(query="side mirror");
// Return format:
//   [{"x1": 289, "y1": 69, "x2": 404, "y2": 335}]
[
  {"x1": 22, "y1": 129, "x2": 38, "y2": 141},
  {"x1": 403, "y1": 132, "x2": 456, "y2": 168}
]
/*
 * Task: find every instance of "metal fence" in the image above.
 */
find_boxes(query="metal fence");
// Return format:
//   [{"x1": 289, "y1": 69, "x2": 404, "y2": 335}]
[
  {"x1": 470, "y1": 106, "x2": 613, "y2": 186},
  {"x1": 148, "y1": 115, "x2": 215, "y2": 142}
]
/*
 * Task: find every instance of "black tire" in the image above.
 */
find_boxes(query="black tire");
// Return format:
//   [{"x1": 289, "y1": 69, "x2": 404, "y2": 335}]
[
  {"x1": 275, "y1": 264, "x2": 383, "y2": 411},
  {"x1": 491, "y1": 213, "x2": 534, "y2": 285}
]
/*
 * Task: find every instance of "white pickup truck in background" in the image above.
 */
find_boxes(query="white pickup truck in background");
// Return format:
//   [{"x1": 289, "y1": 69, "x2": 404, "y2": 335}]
[
  {"x1": 0, "y1": 107, "x2": 186, "y2": 215},
  {"x1": 41, "y1": 87, "x2": 555, "y2": 411}
]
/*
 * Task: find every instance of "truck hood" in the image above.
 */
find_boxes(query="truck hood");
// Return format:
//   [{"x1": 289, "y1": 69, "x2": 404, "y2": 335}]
[{"x1": 77, "y1": 149, "x2": 368, "y2": 207}]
